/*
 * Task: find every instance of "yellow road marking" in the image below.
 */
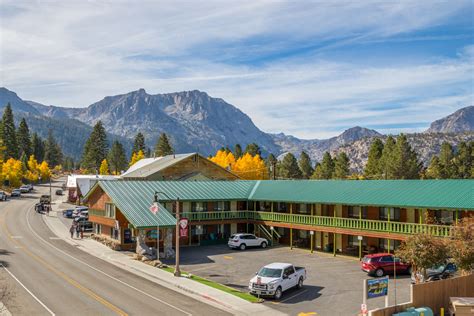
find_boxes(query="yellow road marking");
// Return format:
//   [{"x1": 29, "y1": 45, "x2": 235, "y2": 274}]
[
  {"x1": 298, "y1": 312, "x2": 317, "y2": 316},
  {"x1": 223, "y1": 256, "x2": 233, "y2": 260},
  {"x1": 1, "y1": 210, "x2": 128, "y2": 316}
]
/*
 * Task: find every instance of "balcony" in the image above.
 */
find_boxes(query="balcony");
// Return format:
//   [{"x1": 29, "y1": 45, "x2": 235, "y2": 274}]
[{"x1": 181, "y1": 211, "x2": 453, "y2": 238}]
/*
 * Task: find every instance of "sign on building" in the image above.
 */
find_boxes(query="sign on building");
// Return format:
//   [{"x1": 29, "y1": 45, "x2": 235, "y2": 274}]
[
  {"x1": 366, "y1": 276, "x2": 389, "y2": 299},
  {"x1": 179, "y1": 218, "x2": 189, "y2": 237}
]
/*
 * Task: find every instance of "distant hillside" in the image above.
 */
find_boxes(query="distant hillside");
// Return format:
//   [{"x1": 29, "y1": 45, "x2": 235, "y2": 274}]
[
  {"x1": 333, "y1": 132, "x2": 474, "y2": 172},
  {"x1": 1, "y1": 87, "x2": 472, "y2": 170},
  {"x1": 426, "y1": 106, "x2": 474, "y2": 133}
]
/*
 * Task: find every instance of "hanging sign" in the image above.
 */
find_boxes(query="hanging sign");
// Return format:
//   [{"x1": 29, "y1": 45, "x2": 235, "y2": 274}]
[
  {"x1": 366, "y1": 276, "x2": 389, "y2": 299},
  {"x1": 179, "y1": 218, "x2": 189, "y2": 237}
]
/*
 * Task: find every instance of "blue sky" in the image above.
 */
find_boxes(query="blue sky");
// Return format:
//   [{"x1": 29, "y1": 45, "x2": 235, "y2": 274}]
[{"x1": 1, "y1": 1, "x2": 473, "y2": 139}]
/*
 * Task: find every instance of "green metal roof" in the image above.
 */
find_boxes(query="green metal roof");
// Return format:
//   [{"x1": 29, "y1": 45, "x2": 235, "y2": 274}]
[
  {"x1": 98, "y1": 181, "x2": 177, "y2": 228},
  {"x1": 250, "y1": 180, "x2": 474, "y2": 210},
  {"x1": 89, "y1": 180, "x2": 474, "y2": 228}
]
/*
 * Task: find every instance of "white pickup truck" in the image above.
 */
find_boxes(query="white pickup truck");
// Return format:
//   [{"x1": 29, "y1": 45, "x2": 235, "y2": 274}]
[{"x1": 249, "y1": 262, "x2": 307, "y2": 299}]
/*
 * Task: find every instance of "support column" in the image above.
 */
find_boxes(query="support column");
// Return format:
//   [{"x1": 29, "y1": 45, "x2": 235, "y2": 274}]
[
  {"x1": 387, "y1": 208, "x2": 391, "y2": 254},
  {"x1": 310, "y1": 231, "x2": 314, "y2": 253},
  {"x1": 290, "y1": 203, "x2": 293, "y2": 250},
  {"x1": 359, "y1": 208, "x2": 362, "y2": 260},
  {"x1": 455, "y1": 210, "x2": 459, "y2": 225},
  {"x1": 333, "y1": 207, "x2": 336, "y2": 256}
]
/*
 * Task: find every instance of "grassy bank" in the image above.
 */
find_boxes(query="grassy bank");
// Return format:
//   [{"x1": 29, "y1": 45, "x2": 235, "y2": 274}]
[{"x1": 161, "y1": 266, "x2": 261, "y2": 303}]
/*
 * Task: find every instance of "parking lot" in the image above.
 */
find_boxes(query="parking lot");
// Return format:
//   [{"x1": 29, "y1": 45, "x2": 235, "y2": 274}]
[{"x1": 165, "y1": 244, "x2": 412, "y2": 316}]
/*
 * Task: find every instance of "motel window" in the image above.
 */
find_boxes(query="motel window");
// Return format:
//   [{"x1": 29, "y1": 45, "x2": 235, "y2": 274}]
[
  {"x1": 299, "y1": 204, "x2": 309, "y2": 214},
  {"x1": 259, "y1": 202, "x2": 272, "y2": 211},
  {"x1": 214, "y1": 201, "x2": 230, "y2": 211},
  {"x1": 379, "y1": 207, "x2": 400, "y2": 221},
  {"x1": 105, "y1": 203, "x2": 116, "y2": 218},
  {"x1": 379, "y1": 239, "x2": 401, "y2": 251},
  {"x1": 191, "y1": 202, "x2": 208, "y2": 212},
  {"x1": 434, "y1": 210, "x2": 454, "y2": 225},
  {"x1": 348, "y1": 206, "x2": 367, "y2": 219},
  {"x1": 278, "y1": 203, "x2": 287, "y2": 212},
  {"x1": 348, "y1": 235, "x2": 367, "y2": 247}
]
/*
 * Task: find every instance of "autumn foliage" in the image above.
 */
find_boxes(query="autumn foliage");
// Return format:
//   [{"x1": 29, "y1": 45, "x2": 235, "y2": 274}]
[{"x1": 209, "y1": 150, "x2": 268, "y2": 180}]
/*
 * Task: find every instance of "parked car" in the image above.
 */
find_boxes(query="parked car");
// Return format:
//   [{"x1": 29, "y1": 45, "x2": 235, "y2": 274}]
[
  {"x1": 74, "y1": 217, "x2": 93, "y2": 231},
  {"x1": 0, "y1": 191, "x2": 8, "y2": 201},
  {"x1": 10, "y1": 189, "x2": 21, "y2": 198},
  {"x1": 55, "y1": 189, "x2": 63, "y2": 196},
  {"x1": 361, "y1": 253, "x2": 411, "y2": 277},
  {"x1": 40, "y1": 195, "x2": 51, "y2": 204},
  {"x1": 72, "y1": 207, "x2": 88, "y2": 218},
  {"x1": 228, "y1": 233, "x2": 268, "y2": 250},
  {"x1": 249, "y1": 263, "x2": 307, "y2": 299},
  {"x1": 27, "y1": 184, "x2": 34, "y2": 192},
  {"x1": 20, "y1": 185, "x2": 30, "y2": 193},
  {"x1": 411, "y1": 262, "x2": 457, "y2": 283},
  {"x1": 63, "y1": 209, "x2": 74, "y2": 218}
]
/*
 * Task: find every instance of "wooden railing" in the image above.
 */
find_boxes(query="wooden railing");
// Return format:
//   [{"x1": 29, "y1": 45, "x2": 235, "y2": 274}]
[{"x1": 181, "y1": 211, "x2": 453, "y2": 237}]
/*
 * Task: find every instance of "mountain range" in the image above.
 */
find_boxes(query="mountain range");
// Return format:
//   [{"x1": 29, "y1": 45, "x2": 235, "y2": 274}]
[{"x1": 0, "y1": 87, "x2": 473, "y2": 171}]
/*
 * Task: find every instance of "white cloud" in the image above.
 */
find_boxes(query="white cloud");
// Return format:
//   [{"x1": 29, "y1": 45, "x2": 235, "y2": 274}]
[{"x1": 0, "y1": 0, "x2": 473, "y2": 137}]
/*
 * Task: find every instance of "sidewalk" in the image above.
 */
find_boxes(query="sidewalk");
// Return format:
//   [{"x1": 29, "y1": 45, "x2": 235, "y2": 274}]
[{"x1": 43, "y1": 201, "x2": 283, "y2": 316}]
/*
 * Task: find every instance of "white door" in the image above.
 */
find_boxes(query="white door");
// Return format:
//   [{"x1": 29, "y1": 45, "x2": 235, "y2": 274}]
[{"x1": 247, "y1": 235, "x2": 259, "y2": 246}]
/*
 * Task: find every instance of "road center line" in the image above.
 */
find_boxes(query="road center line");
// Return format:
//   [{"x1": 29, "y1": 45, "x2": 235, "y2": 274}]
[
  {"x1": 27, "y1": 206, "x2": 193, "y2": 316},
  {"x1": 0, "y1": 263, "x2": 55, "y2": 316}
]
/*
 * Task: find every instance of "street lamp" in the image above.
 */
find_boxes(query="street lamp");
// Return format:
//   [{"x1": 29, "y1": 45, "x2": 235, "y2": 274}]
[{"x1": 154, "y1": 191, "x2": 181, "y2": 277}]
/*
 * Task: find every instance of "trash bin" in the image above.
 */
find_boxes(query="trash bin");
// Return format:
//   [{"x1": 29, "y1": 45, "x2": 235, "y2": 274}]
[{"x1": 393, "y1": 307, "x2": 434, "y2": 316}]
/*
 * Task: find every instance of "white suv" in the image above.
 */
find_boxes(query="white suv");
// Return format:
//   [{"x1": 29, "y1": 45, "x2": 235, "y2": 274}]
[{"x1": 228, "y1": 233, "x2": 268, "y2": 250}]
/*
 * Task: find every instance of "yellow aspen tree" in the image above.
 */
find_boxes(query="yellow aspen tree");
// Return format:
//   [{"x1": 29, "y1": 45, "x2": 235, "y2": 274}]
[
  {"x1": 39, "y1": 161, "x2": 51, "y2": 181},
  {"x1": 99, "y1": 159, "x2": 109, "y2": 175},
  {"x1": 129, "y1": 150, "x2": 145, "y2": 167},
  {"x1": 2, "y1": 158, "x2": 24, "y2": 187}
]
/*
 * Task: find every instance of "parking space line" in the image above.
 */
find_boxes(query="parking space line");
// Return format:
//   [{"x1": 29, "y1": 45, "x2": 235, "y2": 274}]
[{"x1": 273, "y1": 289, "x2": 308, "y2": 304}]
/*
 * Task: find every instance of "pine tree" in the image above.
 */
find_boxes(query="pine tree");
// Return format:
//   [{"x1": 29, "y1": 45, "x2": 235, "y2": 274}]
[
  {"x1": 17, "y1": 118, "x2": 32, "y2": 159},
  {"x1": 81, "y1": 121, "x2": 108, "y2": 172},
  {"x1": 132, "y1": 132, "x2": 146, "y2": 157},
  {"x1": 266, "y1": 153, "x2": 277, "y2": 179},
  {"x1": 107, "y1": 140, "x2": 128, "y2": 174},
  {"x1": 279, "y1": 153, "x2": 302, "y2": 179},
  {"x1": 1, "y1": 104, "x2": 19, "y2": 159},
  {"x1": 63, "y1": 157, "x2": 74, "y2": 171},
  {"x1": 244, "y1": 143, "x2": 261, "y2": 156},
  {"x1": 380, "y1": 136, "x2": 396, "y2": 179},
  {"x1": 298, "y1": 151, "x2": 314, "y2": 179},
  {"x1": 364, "y1": 138, "x2": 384, "y2": 179},
  {"x1": 392, "y1": 134, "x2": 420, "y2": 179},
  {"x1": 319, "y1": 152, "x2": 335, "y2": 179},
  {"x1": 311, "y1": 163, "x2": 324, "y2": 179},
  {"x1": 454, "y1": 142, "x2": 471, "y2": 179},
  {"x1": 234, "y1": 144, "x2": 243, "y2": 159},
  {"x1": 31, "y1": 133, "x2": 45, "y2": 162},
  {"x1": 334, "y1": 152, "x2": 350, "y2": 179},
  {"x1": 44, "y1": 130, "x2": 63, "y2": 167},
  {"x1": 438, "y1": 142, "x2": 455, "y2": 179},
  {"x1": 154, "y1": 133, "x2": 174, "y2": 157},
  {"x1": 426, "y1": 156, "x2": 442, "y2": 179}
]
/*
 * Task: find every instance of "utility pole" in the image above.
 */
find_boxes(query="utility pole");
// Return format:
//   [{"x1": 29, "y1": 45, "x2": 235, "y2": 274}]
[{"x1": 174, "y1": 198, "x2": 181, "y2": 277}]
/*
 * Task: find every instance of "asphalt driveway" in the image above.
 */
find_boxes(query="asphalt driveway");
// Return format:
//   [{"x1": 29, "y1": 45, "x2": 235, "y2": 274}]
[{"x1": 165, "y1": 244, "x2": 412, "y2": 316}]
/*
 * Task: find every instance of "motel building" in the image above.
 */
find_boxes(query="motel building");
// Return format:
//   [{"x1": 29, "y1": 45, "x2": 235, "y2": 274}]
[{"x1": 84, "y1": 180, "x2": 473, "y2": 258}]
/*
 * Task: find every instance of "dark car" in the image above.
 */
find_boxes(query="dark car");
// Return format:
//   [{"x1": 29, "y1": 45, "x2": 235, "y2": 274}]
[
  {"x1": 0, "y1": 191, "x2": 7, "y2": 201},
  {"x1": 361, "y1": 253, "x2": 411, "y2": 277},
  {"x1": 10, "y1": 189, "x2": 21, "y2": 198},
  {"x1": 74, "y1": 217, "x2": 93, "y2": 231},
  {"x1": 40, "y1": 195, "x2": 51, "y2": 203},
  {"x1": 63, "y1": 209, "x2": 74, "y2": 218},
  {"x1": 55, "y1": 189, "x2": 63, "y2": 196},
  {"x1": 411, "y1": 262, "x2": 457, "y2": 283}
]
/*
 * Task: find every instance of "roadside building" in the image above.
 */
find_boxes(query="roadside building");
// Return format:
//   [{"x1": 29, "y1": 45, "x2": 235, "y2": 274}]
[
  {"x1": 121, "y1": 153, "x2": 239, "y2": 181},
  {"x1": 66, "y1": 174, "x2": 119, "y2": 203},
  {"x1": 84, "y1": 180, "x2": 474, "y2": 258}
]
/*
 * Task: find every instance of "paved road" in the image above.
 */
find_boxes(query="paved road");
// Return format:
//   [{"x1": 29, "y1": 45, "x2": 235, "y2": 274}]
[{"x1": 0, "y1": 182, "x2": 230, "y2": 316}]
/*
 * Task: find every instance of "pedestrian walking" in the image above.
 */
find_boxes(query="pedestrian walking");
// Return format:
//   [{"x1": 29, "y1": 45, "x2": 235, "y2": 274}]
[
  {"x1": 69, "y1": 224, "x2": 74, "y2": 238},
  {"x1": 76, "y1": 224, "x2": 80, "y2": 238}
]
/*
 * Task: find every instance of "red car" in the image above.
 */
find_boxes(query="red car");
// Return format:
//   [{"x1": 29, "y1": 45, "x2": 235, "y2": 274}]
[{"x1": 361, "y1": 253, "x2": 411, "y2": 277}]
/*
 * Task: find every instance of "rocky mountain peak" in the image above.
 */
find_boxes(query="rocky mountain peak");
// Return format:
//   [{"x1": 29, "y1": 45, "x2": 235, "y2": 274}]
[
  {"x1": 337, "y1": 126, "x2": 381, "y2": 143},
  {"x1": 426, "y1": 106, "x2": 474, "y2": 134}
]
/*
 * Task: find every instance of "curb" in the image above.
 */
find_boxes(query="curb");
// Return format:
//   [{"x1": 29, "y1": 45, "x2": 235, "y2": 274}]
[{"x1": 41, "y1": 210, "x2": 280, "y2": 316}]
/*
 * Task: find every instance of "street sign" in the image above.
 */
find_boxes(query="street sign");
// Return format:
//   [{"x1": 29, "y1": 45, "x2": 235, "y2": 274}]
[
  {"x1": 149, "y1": 203, "x2": 159, "y2": 215},
  {"x1": 310, "y1": 231, "x2": 314, "y2": 235},
  {"x1": 361, "y1": 303, "x2": 368, "y2": 315},
  {"x1": 366, "y1": 277, "x2": 389, "y2": 299},
  {"x1": 179, "y1": 218, "x2": 189, "y2": 237},
  {"x1": 358, "y1": 236, "x2": 363, "y2": 241}
]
